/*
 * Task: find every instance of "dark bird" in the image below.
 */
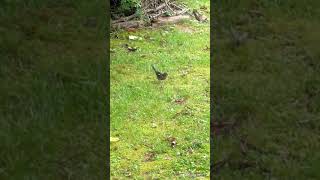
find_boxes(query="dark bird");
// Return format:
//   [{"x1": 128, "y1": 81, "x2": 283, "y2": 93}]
[
  {"x1": 193, "y1": 9, "x2": 208, "y2": 22},
  {"x1": 152, "y1": 64, "x2": 167, "y2": 80}
]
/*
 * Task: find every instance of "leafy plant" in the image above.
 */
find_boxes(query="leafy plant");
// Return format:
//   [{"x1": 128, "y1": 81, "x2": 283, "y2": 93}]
[{"x1": 120, "y1": 0, "x2": 141, "y2": 15}]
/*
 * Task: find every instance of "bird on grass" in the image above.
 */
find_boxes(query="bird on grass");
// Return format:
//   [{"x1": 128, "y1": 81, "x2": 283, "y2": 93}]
[
  {"x1": 151, "y1": 64, "x2": 167, "y2": 80},
  {"x1": 193, "y1": 9, "x2": 208, "y2": 22}
]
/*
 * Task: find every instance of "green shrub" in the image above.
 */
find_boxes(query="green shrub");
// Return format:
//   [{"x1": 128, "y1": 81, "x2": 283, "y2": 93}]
[{"x1": 117, "y1": 0, "x2": 141, "y2": 16}]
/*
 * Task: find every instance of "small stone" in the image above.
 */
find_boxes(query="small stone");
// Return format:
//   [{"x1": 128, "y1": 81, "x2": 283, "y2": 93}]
[{"x1": 151, "y1": 123, "x2": 157, "y2": 128}]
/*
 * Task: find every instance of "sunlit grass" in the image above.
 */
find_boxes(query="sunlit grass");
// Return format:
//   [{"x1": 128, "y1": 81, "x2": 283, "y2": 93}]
[{"x1": 110, "y1": 1, "x2": 210, "y2": 178}]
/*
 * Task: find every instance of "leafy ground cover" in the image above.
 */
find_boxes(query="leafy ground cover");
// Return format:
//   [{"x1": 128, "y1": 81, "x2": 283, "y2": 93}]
[{"x1": 110, "y1": 0, "x2": 210, "y2": 178}]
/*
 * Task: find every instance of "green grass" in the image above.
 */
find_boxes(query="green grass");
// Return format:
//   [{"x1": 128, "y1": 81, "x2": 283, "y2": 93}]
[
  {"x1": 213, "y1": 1, "x2": 320, "y2": 179},
  {"x1": 110, "y1": 1, "x2": 210, "y2": 179},
  {"x1": 0, "y1": 1, "x2": 106, "y2": 179}
]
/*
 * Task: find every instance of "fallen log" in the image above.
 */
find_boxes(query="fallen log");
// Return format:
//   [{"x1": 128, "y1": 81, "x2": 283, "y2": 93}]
[
  {"x1": 111, "y1": 15, "x2": 191, "y2": 29},
  {"x1": 111, "y1": 20, "x2": 145, "y2": 29},
  {"x1": 152, "y1": 15, "x2": 190, "y2": 27}
]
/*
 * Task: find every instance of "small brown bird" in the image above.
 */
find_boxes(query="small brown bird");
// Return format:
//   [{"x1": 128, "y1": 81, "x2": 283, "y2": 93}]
[
  {"x1": 193, "y1": 9, "x2": 208, "y2": 22},
  {"x1": 166, "y1": 137, "x2": 177, "y2": 148}
]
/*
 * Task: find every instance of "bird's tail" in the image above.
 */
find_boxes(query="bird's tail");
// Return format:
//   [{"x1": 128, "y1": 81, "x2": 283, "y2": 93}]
[{"x1": 151, "y1": 64, "x2": 158, "y2": 73}]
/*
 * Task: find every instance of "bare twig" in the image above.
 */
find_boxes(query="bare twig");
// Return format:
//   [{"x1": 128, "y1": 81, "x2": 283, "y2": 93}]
[
  {"x1": 112, "y1": 13, "x2": 139, "y2": 24},
  {"x1": 151, "y1": 10, "x2": 167, "y2": 19},
  {"x1": 142, "y1": 3, "x2": 152, "y2": 12},
  {"x1": 145, "y1": 9, "x2": 155, "y2": 13},
  {"x1": 155, "y1": 3, "x2": 167, "y2": 11},
  {"x1": 169, "y1": 2, "x2": 183, "y2": 10},
  {"x1": 176, "y1": 8, "x2": 190, "y2": 16},
  {"x1": 164, "y1": 0, "x2": 175, "y2": 14}
]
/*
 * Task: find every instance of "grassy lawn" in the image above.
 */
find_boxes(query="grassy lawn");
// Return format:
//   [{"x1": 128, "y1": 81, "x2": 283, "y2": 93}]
[
  {"x1": 0, "y1": 1, "x2": 106, "y2": 179},
  {"x1": 213, "y1": 1, "x2": 320, "y2": 179},
  {"x1": 110, "y1": 0, "x2": 210, "y2": 178}
]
